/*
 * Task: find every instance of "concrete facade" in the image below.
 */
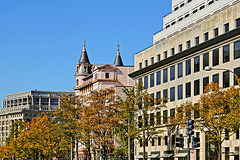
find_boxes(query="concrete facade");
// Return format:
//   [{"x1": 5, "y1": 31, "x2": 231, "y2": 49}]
[{"x1": 129, "y1": 0, "x2": 240, "y2": 160}]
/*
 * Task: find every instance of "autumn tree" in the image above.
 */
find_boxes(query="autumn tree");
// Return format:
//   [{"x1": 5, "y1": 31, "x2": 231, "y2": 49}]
[{"x1": 173, "y1": 82, "x2": 240, "y2": 160}]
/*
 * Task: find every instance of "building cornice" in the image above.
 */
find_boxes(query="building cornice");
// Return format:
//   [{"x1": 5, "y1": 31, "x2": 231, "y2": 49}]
[{"x1": 129, "y1": 27, "x2": 240, "y2": 78}]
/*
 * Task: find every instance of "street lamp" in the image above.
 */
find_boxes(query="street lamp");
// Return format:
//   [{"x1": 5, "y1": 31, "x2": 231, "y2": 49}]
[{"x1": 204, "y1": 66, "x2": 238, "y2": 78}]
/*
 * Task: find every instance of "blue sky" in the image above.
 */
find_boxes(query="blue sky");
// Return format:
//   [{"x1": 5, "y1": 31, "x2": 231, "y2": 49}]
[{"x1": 0, "y1": 0, "x2": 171, "y2": 107}]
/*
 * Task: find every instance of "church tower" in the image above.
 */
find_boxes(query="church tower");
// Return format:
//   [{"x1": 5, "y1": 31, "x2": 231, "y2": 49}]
[
  {"x1": 113, "y1": 43, "x2": 124, "y2": 66},
  {"x1": 75, "y1": 39, "x2": 92, "y2": 87}
]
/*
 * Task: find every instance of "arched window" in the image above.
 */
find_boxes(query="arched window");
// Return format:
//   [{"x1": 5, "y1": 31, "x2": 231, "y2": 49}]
[
  {"x1": 76, "y1": 66, "x2": 79, "y2": 72},
  {"x1": 76, "y1": 79, "x2": 79, "y2": 86}
]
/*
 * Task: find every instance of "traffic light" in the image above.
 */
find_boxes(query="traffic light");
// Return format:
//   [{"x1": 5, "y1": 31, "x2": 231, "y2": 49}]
[
  {"x1": 186, "y1": 118, "x2": 194, "y2": 135},
  {"x1": 192, "y1": 136, "x2": 200, "y2": 148},
  {"x1": 176, "y1": 134, "x2": 184, "y2": 148}
]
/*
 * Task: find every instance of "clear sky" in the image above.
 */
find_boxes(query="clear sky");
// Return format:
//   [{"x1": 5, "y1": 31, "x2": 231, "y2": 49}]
[{"x1": 0, "y1": 0, "x2": 171, "y2": 107}]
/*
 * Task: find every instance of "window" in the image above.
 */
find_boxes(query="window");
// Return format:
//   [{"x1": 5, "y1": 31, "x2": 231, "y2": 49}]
[
  {"x1": 156, "y1": 91, "x2": 161, "y2": 105},
  {"x1": 204, "y1": 32, "x2": 209, "y2": 41},
  {"x1": 214, "y1": 28, "x2": 218, "y2": 37},
  {"x1": 178, "y1": 62, "x2": 183, "y2": 78},
  {"x1": 185, "y1": 14, "x2": 189, "y2": 18},
  {"x1": 138, "y1": 116, "x2": 142, "y2": 128},
  {"x1": 236, "y1": 129, "x2": 239, "y2": 139},
  {"x1": 193, "y1": 9, "x2": 198, "y2": 14},
  {"x1": 186, "y1": 59, "x2": 191, "y2": 75},
  {"x1": 225, "y1": 129, "x2": 229, "y2": 140},
  {"x1": 195, "y1": 36, "x2": 199, "y2": 45},
  {"x1": 186, "y1": 82, "x2": 191, "y2": 98},
  {"x1": 164, "y1": 136, "x2": 168, "y2": 145},
  {"x1": 200, "y1": 5, "x2": 205, "y2": 10},
  {"x1": 194, "y1": 56, "x2": 200, "y2": 72},
  {"x1": 179, "y1": 44, "x2": 182, "y2": 52},
  {"x1": 144, "y1": 76, "x2": 148, "y2": 89},
  {"x1": 223, "y1": 71, "x2": 230, "y2": 88},
  {"x1": 150, "y1": 113, "x2": 154, "y2": 126},
  {"x1": 158, "y1": 137, "x2": 161, "y2": 146},
  {"x1": 171, "y1": 48, "x2": 175, "y2": 55},
  {"x1": 163, "y1": 68, "x2": 168, "y2": 83},
  {"x1": 163, "y1": 89, "x2": 168, "y2": 99},
  {"x1": 156, "y1": 71, "x2": 161, "y2": 85},
  {"x1": 76, "y1": 79, "x2": 79, "y2": 86},
  {"x1": 156, "y1": 111, "x2": 161, "y2": 124},
  {"x1": 188, "y1": 0, "x2": 192, "y2": 2},
  {"x1": 164, "y1": 51, "x2": 167, "y2": 59},
  {"x1": 170, "y1": 108, "x2": 175, "y2": 118},
  {"x1": 234, "y1": 67, "x2": 240, "y2": 85},
  {"x1": 171, "y1": 21, "x2": 176, "y2": 25},
  {"x1": 224, "y1": 23, "x2": 229, "y2": 32},
  {"x1": 187, "y1": 40, "x2": 191, "y2": 49},
  {"x1": 139, "y1": 63, "x2": 142, "y2": 69},
  {"x1": 150, "y1": 93, "x2": 154, "y2": 107},
  {"x1": 174, "y1": 7, "x2": 179, "y2": 11},
  {"x1": 180, "y1": 3, "x2": 184, "y2": 7},
  {"x1": 178, "y1": 85, "x2": 183, "y2": 100},
  {"x1": 170, "y1": 65, "x2": 175, "y2": 81},
  {"x1": 208, "y1": 0, "x2": 214, "y2": 5},
  {"x1": 170, "y1": 87, "x2": 175, "y2": 102},
  {"x1": 223, "y1": 45, "x2": 230, "y2": 63},
  {"x1": 225, "y1": 147, "x2": 230, "y2": 160},
  {"x1": 213, "y1": 74, "x2": 219, "y2": 84},
  {"x1": 150, "y1": 73, "x2": 154, "y2": 88},
  {"x1": 151, "y1": 57, "x2": 154, "y2": 64},
  {"x1": 145, "y1": 60, "x2": 148, "y2": 67},
  {"x1": 138, "y1": 78, "x2": 142, "y2": 84},
  {"x1": 140, "y1": 139, "x2": 142, "y2": 147},
  {"x1": 213, "y1": 48, "x2": 219, "y2": 66},
  {"x1": 234, "y1": 40, "x2": 240, "y2": 59},
  {"x1": 163, "y1": 110, "x2": 168, "y2": 124},
  {"x1": 203, "y1": 77, "x2": 209, "y2": 92},
  {"x1": 157, "y1": 54, "x2": 161, "y2": 62},
  {"x1": 152, "y1": 138, "x2": 155, "y2": 146},
  {"x1": 203, "y1": 53, "x2": 209, "y2": 70},
  {"x1": 105, "y1": 73, "x2": 109, "y2": 79},
  {"x1": 84, "y1": 66, "x2": 87, "y2": 72},
  {"x1": 194, "y1": 79, "x2": 200, "y2": 96},
  {"x1": 236, "y1": 18, "x2": 240, "y2": 28}
]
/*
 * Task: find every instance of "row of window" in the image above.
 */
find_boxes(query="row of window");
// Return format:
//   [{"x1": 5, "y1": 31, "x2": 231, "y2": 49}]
[
  {"x1": 140, "y1": 18, "x2": 240, "y2": 70},
  {"x1": 139, "y1": 40, "x2": 240, "y2": 89}
]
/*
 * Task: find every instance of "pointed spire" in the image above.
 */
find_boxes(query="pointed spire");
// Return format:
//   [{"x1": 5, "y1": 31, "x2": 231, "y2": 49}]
[
  {"x1": 114, "y1": 42, "x2": 123, "y2": 66},
  {"x1": 78, "y1": 38, "x2": 90, "y2": 64}
]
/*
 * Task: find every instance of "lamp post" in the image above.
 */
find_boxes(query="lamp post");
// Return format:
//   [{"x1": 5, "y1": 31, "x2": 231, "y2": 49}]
[{"x1": 204, "y1": 66, "x2": 238, "y2": 78}]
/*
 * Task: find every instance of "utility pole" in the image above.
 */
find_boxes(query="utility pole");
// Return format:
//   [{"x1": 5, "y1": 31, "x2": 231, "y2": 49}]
[{"x1": 186, "y1": 119, "x2": 194, "y2": 160}]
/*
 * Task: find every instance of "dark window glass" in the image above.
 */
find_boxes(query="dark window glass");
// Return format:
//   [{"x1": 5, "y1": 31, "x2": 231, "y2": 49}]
[
  {"x1": 194, "y1": 56, "x2": 200, "y2": 72},
  {"x1": 236, "y1": 18, "x2": 240, "y2": 28},
  {"x1": 151, "y1": 57, "x2": 154, "y2": 64},
  {"x1": 186, "y1": 59, "x2": 191, "y2": 75},
  {"x1": 185, "y1": 14, "x2": 189, "y2": 18},
  {"x1": 236, "y1": 130, "x2": 239, "y2": 139},
  {"x1": 214, "y1": 28, "x2": 218, "y2": 37},
  {"x1": 156, "y1": 91, "x2": 161, "y2": 105},
  {"x1": 163, "y1": 110, "x2": 168, "y2": 124},
  {"x1": 234, "y1": 67, "x2": 240, "y2": 85},
  {"x1": 139, "y1": 63, "x2": 142, "y2": 69},
  {"x1": 138, "y1": 116, "x2": 142, "y2": 128},
  {"x1": 174, "y1": 7, "x2": 179, "y2": 11},
  {"x1": 203, "y1": 53, "x2": 209, "y2": 70},
  {"x1": 224, "y1": 23, "x2": 229, "y2": 32},
  {"x1": 144, "y1": 114, "x2": 149, "y2": 127},
  {"x1": 171, "y1": 48, "x2": 175, "y2": 55},
  {"x1": 140, "y1": 139, "x2": 142, "y2": 147},
  {"x1": 223, "y1": 45, "x2": 230, "y2": 63},
  {"x1": 213, "y1": 48, "x2": 219, "y2": 66},
  {"x1": 163, "y1": 89, "x2": 168, "y2": 99},
  {"x1": 171, "y1": 21, "x2": 176, "y2": 25},
  {"x1": 204, "y1": 32, "x2": 209, "y2": 41},
  {"x1": 152, "y1": 138, "x2": 155, "y2": 146},
  {"x1": 225, "y1": 147, "x2": 230, "y2": 160},
  {"x1": 164, "y1": 51, "x2": 167, "y2": 59},
  {"x1": 178, "y1": 62, "x2": 183, "y2": 78},
  {"x1": 138, "y1": 78, "x2": 142, "y2": 84},
  {"x1": 170, "y1": 108, "x2": 175, "y2": 118},
  {"x1": 145, "y1": 60, "x2": 148, "y2": 67},
  {"x1": 156, "y1": 71, "x2": 161, "y2": 85},
  {"x1": 213, "y1": 74, "x2": 219, "y2": 84},
  {"x1": 180, "y1": 3, "x2": 184, "y2": 7},
  {"x1": 188, "y1": 0, "x2": 192, "y2": 2},
  {"x1": 170, "y1": 65, "x2": 175, "y2": 81},
  {"x1": 187, "y1": 40, "x2": 191, "y2": 49},
  {"x1": 179, "y1": 44, "x2": 182, "y2": 52},
  {"x1": 200, "y1": 5, "x2": 205, "y2": 10},
  {"x1": 150, "y1": 93, "x2": 154, "y2": 107},
  {"x1": 172, "y1": 135, "x2": 176, "y2": 145},
  {"x1": 193, "y1": 9, "x2": 198, "y2": 14},
  {"x1": 164, "y1": 136, "x2": 168, "y2": 145},
  {"x1": 225, "y1": 129, "x2": 230, "y2": 140},
  {"x1": 163, "y1": 68, "x2": 168, "y2": 83},
  {"x1": 208, "y1": 0, "x2": 214, "y2": 5},
  {"x1": 150, "y1": 113, "x2": 154, "y2": 126},
  {"x1": 194, "y1": 79, "x2": 200, "y2": 96},
  {"x1": 234, "y1": 40, "x2": 240, "y2": 59},
  {"x1": 105, "y1": 73, "x2": 109, "y2": 78},
  {"x1": 150, "y1": 73, "x2": 154, "y2": 88},
  {"x1": 178, "y1": 85, "x2": 183, "y2": 100},
  {"x1": 170, "y1": 87, "x2": 175, "y2": 102},
  {"x1": 203, "y1": 77, "x2": 209, "y2": 93},
  {"x1": 223, "y1": 71, "x2": 230, "y2": 88},
  {"x1": 186, "y1": 82, "x2": 191, "y2": 98},
  {"x1": 195, "y1": 36, "x2": 199, "y2": 45},
  {"x1": 158, "y1": 137, "x2": 161, "y2": 146},
  {"x1": 166, "y1": 25, "x2": 170, "y2": 28},
  {"x1": 156, "y1": 111, "x2": 161, "y2": 124},
  {"x1": 157, "y1": 54, "x2": 161, "y2": 62},
  {"x1": 144, "y1": 76, "x2": 148, "y2": 89}
]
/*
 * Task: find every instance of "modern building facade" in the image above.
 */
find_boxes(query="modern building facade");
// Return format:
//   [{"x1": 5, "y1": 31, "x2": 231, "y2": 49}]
[
  {"x1": 129, "y1": 0, "x2": 240, "y2": 160},
  {"x1": 0, "y1": 90, "x2": 75, "y2": 144},
  {"x1": 73, "y1": 40, "x2": 134, "y2": 159}
]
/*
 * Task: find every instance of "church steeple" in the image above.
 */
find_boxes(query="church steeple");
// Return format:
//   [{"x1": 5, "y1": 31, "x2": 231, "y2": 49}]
[
  {"x1": 79, "y1": 38, "x2": 90, "y2": 64},
  {"x1": 113, "y1": 42, "x2": 124, "y2": 66}
]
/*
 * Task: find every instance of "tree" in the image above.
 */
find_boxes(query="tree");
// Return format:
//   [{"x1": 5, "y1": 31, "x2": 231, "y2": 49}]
[
  {"x1": 173, "y1": 82, "x2": 240, "y2": 160},
  {"x1": 116, "y1": 83, "x2": 167, "y2": 160}
]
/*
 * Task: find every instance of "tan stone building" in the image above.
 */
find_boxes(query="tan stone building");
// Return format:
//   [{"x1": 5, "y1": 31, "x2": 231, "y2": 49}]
[{"x1": 129, "y1": 0, "x2": 240, "y2": 160}]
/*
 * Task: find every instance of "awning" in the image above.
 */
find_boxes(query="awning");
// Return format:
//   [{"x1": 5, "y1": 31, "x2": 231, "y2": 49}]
[
  {"x1": 160, "y1": 153, "x2": 173, "y2": 158},
  {"x1": 135, "y1": 155, "x2": 143, "y2": 159},
  {"x1": 148, "y1": 154, "x2": 160, "y2": 158},
  {"x1": 174, "y1": 153, "x2": 188, "y2": 158}
]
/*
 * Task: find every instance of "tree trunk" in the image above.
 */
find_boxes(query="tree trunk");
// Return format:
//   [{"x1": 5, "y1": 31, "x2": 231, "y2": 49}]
[
  {"x1": 87, "y1": 145, "x2": 91, "y2": 160},
  {"x1": 143, "y1": 130, "x2": 146, "y2": 160}
]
